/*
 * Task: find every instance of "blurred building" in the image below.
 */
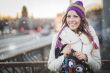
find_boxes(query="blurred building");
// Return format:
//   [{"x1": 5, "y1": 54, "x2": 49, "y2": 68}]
[
  {"x1": 54, "y1": 12, "x2": 65, "y2": 32},
  {"x1": 22, "y1": 6, "x2": 28, "y2": 17},
  {"x1": 18, "y1": 6, "x2": 32, "y2": 32}
]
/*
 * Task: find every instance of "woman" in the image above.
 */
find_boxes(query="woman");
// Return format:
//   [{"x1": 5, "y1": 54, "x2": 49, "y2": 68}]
[{"x1": 48, "y1": 1, "x2": 101, "y2": 73}]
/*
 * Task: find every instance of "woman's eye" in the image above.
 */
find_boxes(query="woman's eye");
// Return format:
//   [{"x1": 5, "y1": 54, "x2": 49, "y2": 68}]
[
  {"x1": 67, "y1": 15, "x2": 71, "y2": 18},
  {"x1": 73, "y1": 15, "x2": 78, "y2": 18},
  {"x1": 67, "y1": 15, "x2": 79, "y2": 18}
]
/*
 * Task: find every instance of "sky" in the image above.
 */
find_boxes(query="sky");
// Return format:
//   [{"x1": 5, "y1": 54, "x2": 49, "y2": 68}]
[{"x1": 0, "y1": 0, "x2": 102, "y2": 18}]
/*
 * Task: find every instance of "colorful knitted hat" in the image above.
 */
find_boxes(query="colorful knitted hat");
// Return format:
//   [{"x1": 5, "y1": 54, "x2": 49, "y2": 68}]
[{"x1": 67, "y1": 1, "x2": 85, "y2": 18}]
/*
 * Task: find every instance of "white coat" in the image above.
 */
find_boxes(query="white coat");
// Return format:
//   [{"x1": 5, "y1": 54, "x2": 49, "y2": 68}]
[{"x1": 48, "y1": 26, "x2": 101, "y2": 72}]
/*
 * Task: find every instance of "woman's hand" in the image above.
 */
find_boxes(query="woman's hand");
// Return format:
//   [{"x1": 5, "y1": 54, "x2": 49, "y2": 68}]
[
  {"x1": 75, "y1": 51, "x2": 87, "y2": 61},
  {"x1": 62, "y1": 44, "x2": 72, "y2": 57}
]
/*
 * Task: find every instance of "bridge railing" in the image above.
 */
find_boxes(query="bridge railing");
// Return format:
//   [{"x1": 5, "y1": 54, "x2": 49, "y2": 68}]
[
  {"x1": 0, "y1": 60, "x2": 110, "y2": 73},
  {"x1": 0, "y1": 61, "x2": 50, "y2": 73}
]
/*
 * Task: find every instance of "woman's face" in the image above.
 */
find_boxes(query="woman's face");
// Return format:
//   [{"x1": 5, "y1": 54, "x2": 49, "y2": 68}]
[{"x1": 66, "y1": 10, "x2": 81, "y2": 31}]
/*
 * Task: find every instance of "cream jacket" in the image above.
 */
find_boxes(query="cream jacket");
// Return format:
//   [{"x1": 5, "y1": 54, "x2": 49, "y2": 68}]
[{"x1": 48, "y1": 26, "x2": 101, "y2": 72}]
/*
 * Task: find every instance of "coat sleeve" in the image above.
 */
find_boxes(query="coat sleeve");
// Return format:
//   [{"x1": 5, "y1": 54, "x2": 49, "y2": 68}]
[
  {"x1": 87, "y1": 25, "x2": 101, "y2": 72},
  {"x1": 47, "y1": 33, "x2": 65, "y2": 72}
]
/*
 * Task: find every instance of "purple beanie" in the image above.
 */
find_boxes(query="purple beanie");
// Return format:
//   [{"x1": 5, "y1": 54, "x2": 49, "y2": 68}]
[{"x1": 67, "y1": 1, "x2": 85, "y2": 18}]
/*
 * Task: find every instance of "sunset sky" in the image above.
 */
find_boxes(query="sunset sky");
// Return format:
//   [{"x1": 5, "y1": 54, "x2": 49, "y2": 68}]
[{"x1": 0, "y1": 0, "x2": 102, "y2": 18}]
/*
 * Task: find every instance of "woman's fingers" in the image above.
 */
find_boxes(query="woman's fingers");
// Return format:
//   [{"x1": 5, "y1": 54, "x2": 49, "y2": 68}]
[
  {"x1": 75, "y1": 52, "x2": 86, "y2": 60},
  {"x1": 64, "y1": 44, "x2": 71, "y2": 49},
  {"x1": 62, "y1": 44, "x2": 72, "y2": 56}
]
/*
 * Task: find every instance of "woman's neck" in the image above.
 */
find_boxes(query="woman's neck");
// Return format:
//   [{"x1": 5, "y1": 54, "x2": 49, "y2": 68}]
[
  {"x1": 72, "y1": 29, "x2": 77, "y2": 33},
  {"x1": 72, "y1": 29, "x2": 82, "y2": 36}
]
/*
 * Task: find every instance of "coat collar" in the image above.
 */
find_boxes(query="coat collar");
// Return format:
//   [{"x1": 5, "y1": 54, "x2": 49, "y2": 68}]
[
  {"x1": 59, "y1": 27, "x2": 91, "y2": 45},
  {"x1": 60, "y1": 27, "x2": 80, "y2": 44}
]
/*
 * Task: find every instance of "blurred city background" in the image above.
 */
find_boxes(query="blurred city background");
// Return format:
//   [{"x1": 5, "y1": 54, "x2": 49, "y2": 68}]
[{"x1": 0, "y1": 0, "x2": 110, "y2": 73}]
